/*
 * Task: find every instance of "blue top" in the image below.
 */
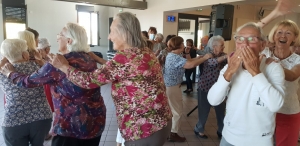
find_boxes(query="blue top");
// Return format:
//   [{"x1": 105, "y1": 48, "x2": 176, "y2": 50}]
[
  {"x1": 0, "y1": 61, "x2": 52, "y2": 127},
  {"x1": 9, "y1": 52, "x2": 106, "y2": 139},
  {"x1": 163, "y1": 52, "x2": 186, "y2": 87}
]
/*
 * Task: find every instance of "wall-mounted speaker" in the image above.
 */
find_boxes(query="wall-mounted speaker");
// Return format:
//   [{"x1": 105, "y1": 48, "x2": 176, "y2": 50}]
[{"x1": 209, "y1": 4, "x2": 234, "y2": 41}]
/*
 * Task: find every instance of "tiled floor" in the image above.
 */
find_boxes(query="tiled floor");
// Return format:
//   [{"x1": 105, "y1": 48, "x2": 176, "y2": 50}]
[{"x1": 0, "y1": 84, "x2": 299, "y2": 146}]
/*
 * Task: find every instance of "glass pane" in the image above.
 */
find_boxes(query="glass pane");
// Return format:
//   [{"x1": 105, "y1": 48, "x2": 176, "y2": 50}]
[
  {"x1": 78, "y1": 12, "x2": 91, "y2": 44},
  {"x1": 91, "y1": 13, "x2": 98, "y2": 45},
  {"x1": 5, "y1": 23, "x2": 26, "y2": 39}
]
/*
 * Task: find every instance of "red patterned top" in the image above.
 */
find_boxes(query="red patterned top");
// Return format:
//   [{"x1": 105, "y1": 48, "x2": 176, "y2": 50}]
[{"x1": 66, "y1": 47, "x2": 172, "y2": 141}]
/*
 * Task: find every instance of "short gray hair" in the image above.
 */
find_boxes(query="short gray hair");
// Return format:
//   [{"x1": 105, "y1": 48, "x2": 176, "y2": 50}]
[
  {"x1": 207, "y1": 35, "x2": 224, "y2": 52},
  {"x1": 155, "y1": 33, "x2": 164, "y2": 41},
  {"x1": 235, "y1": 22, "x2": 266, "y2": 41},
  {"x1": 64, "y1": 23, "x2": 90, "y2": 53},
  {"x1": 38, "y1": 38, "x2": 50, "y2": 49},
  {"x1": 0, "y1": 39, "x2": 28, "y2": 62},
  {"x1": 114, "y1": 12, "x2": 146, "y2": 48}
]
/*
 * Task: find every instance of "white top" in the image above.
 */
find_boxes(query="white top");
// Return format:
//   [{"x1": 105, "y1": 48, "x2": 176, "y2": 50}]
[
  {"x1": 208, "y1": 57, "x2": 285, "y2": 146},
  {"x1": 261, "y1": 48, "x2": 300, "y2": 114}
]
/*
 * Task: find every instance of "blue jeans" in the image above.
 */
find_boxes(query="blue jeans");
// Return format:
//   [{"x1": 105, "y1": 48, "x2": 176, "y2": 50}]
[{"x1": 194, "y1": 89, "x2": 225, "y2": 133}]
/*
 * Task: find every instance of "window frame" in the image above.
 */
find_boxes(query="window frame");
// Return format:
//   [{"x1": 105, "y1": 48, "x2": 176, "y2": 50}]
[
  {"x1": 2, "y1": 5, "x2": 27, "y2": 39},
  {"x1": 77, "y1": 10, "x2": 100, "y2": 47}
]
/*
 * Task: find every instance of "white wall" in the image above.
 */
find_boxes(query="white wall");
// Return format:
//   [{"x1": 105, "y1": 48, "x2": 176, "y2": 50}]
[
  {"x1": 109, "y1": 0, "x2": 243, "y2": 33},
  {"x1": 1, "y1": 0, "x2": 110, "y2": 59}
]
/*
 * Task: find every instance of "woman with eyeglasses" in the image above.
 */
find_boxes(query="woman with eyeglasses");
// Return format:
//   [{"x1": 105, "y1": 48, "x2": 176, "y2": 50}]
[
  {"x1": 1, "y1": 23, "x2": 107, "y2": 146},
  {"x1": 256, "y1": 0, "x2": 300, "y2": 145}
]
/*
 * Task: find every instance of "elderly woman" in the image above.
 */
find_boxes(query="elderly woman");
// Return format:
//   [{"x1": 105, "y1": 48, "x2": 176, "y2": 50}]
[
  {"x1": 194, "y1": 35, "x2": 227, "y2": 139},
  {"x1": 37, "y1": 38, "x2": 51, "y2": 61},
  {"x1": 256, "y1": 0, "x2": 300, "y2": 145},
  {"x1": 163, "y1": 36, "x2": 212, "y2": 142},
  {"x1": 208, "y1": 22, "x2": 285, "y2": 146},
  {"x1": 153, "y1": 33, "x2": 166, "y2": 55},
  {"x1": 1, "y1": 23, "x2": 106, "y2": 146},
  {"x1": 0, "y1": 39, "x2": 52, "y2": 146},
  {"x1": 38, "y1": 12, "x2": 172, "y2": 146},
  {"x1": 157, "y1": 34, "x2": 176, "y2": 68},
  {"x1": 261, "y1": 20, "x2": 300, "y2": 146}
]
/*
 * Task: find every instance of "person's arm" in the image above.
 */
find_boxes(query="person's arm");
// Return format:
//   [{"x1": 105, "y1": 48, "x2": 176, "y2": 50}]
[
  {"x1": 252, "y1": 62, "x2": 285, "y2": 112},
  {"x1": 283, "y1": 64, "x2": 300, "y2": 81},
  {"x1": 57, "y1": 53, "x2": 125, "y2": 89},
  {"x1": 257, "y1": 0, "x2": 296, "y2": 28},
  {"x1": 206, "y1": 54, "x2": 227, "y2": 67},
  {"x1": 183, "y1": 53, "x2": 211, "y2": 69},
  {"x1": 88, "y1": 52, "x2": 107, "y2": 65},
  {"x1": 208, "y1": 65, "x2": 231, "y2": 105},
  {"x1": 9, "y1": 63, "x2": 61, "y2": 88}
]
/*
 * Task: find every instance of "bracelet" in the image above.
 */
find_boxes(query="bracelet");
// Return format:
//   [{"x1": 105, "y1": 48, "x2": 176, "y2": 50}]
[{"x1": 185, "y1": 52, "x2": 190, "y2": 54}]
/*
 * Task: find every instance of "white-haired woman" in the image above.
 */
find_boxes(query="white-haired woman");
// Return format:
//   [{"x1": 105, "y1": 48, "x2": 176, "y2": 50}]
[
  {"x1": 1, "y1": 23, "x2": 106, "y2": 146},
  {"x1": 37, "y1": 38, "x2": 51, "y2": 61},
  {"x1": 194, "y1": 35, "x2": 227, "y2": 139},
  {"x1": 41, "y1": 12, "x2": 172, "y2": 146},
  {"x1": 154, "y1": 33, "x2": 166, "y2": 56},
  {"x1": 0, "y1": 39, "x2": 52, "y2": 146}
]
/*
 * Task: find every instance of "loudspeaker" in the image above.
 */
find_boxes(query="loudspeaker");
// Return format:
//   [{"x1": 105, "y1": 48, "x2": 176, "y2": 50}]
[
  {"x1": 209, "y1": 4, "x2": 234, "y2": 41},
  {"x1": 2, "y1": 0, "x2": 26, "y2": 7}
]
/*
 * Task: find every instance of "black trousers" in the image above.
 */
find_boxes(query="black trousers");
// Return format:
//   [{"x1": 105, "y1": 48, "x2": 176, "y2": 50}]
[{"x1": 52, "y1": 135, "x2": 101, "y2": 146}]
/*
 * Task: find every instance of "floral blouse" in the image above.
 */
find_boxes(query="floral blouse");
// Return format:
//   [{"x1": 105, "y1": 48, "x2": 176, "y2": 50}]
[
  {"x1": 0, "y1": 61, "x2": 52, "y2": 127},
  {"x1": 9, "y1": 52, "x2": 106, "y2": 139},
  {"x1": 65, "y1": 47, "x2": 172, "y2": 141}
]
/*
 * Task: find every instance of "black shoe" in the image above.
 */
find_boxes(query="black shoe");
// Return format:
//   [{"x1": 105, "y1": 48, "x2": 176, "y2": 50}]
[
  {"x1": 217, "y1": 131, "x2": 222, "y2": 139},
  {"x1": 194, "y1": 130, "x2": 208, "y2": 139},
  {"x1": 183, "y1": 89, "x2": 188, "y2": 93},
  {"x1": 185, "y1": 89, "x2": 193, "y2": 94}
]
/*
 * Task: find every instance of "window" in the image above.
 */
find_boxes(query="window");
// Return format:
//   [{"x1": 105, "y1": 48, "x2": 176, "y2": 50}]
[
  {"x1": 3, "y1": 6, "x2": 27, "y2": 39},
  {"x1": 78, "y1": 11, "x2": 99, "y2": 46}
]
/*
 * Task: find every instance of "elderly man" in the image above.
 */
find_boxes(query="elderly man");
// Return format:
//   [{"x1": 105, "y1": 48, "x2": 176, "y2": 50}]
[
  {"x1": 196, "y1": 35, "x2": 210, "y2": 55},
  {"x1": 208, "y1": 22, "x2": 285, "y2": 146}
]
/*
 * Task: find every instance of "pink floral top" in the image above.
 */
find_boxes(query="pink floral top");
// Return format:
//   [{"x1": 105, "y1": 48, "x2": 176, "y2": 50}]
[{"x1": 66, "y1": 47, "x2": 172, "y2": 141}]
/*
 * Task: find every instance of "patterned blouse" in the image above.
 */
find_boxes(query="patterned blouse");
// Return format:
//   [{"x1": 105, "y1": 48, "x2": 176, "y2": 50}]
[
  {"x1": 163, "y1": 52, "x2": 187, "y2": 87},
  {"x1": 65, "y1": 47, "x2": 172, "y2": 141},
  {"x1": 0, "y1": 61, "x2": 52, "y2": 127},
  {"x1": 198, "y1": 52, "x2": 227, "y2": 92},
  {"x1": 9, "y1": 52, "x2": 106, "y2": 139}
]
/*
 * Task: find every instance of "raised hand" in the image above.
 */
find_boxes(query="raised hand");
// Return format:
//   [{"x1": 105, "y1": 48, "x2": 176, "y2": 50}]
[
  {"x1": 48, "y1": 54, "x2": 70, "y2": 73},
  {"x1": 0, "y1": 63, "x2": 15, "y2": 77},
  {"x1": 274, "y1": 0, "x2": 297, "y2": 16},
  {"x1": 223, "y1": 49, "x2": 243, "y2": 81},
  {"x1": 241, "y1": 46, "x2": 261, "y2": 76}
]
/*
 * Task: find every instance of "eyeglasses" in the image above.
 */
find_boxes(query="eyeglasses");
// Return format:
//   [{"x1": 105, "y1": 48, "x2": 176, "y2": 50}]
[
  {"x1": 234, "y1": 36, "x2": 263, "y2": 44},
  {"x1": 275, "y1": 30, "x2": 293, "y2": 37},
  {"x1": 56, "y1": 33, "x2": 65, "y2": 39}
]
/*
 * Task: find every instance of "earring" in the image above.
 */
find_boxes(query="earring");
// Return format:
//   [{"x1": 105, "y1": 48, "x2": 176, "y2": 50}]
[{"x1": 291, "y1": 41, "x2": 295, "y2": 46}]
